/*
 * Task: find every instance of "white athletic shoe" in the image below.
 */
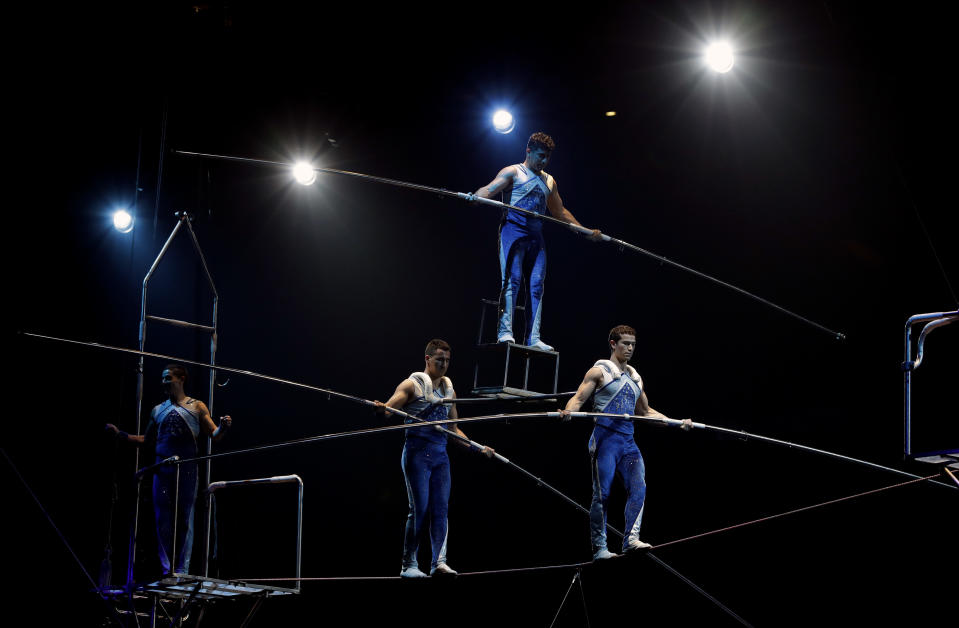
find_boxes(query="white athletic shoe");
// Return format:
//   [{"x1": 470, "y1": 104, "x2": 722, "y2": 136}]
[
  {"x1": 400, "y1": 566, "x2": 428, "y2": 578},
  {"x1": 592, "y1": 548, "x2": 619, "y2": 561},
  {"x1": 497, "y1": 334, "x2": 515, "y2": 344},
  {"x1": 430, "y1": 563, "x2": 458, "y2": 577},
  {"x1": 624, "y1": 539, "x2": 652, "y2": 552},
  {"x1": 529, "y1": 340, "x2": 554, "y2": 351}
]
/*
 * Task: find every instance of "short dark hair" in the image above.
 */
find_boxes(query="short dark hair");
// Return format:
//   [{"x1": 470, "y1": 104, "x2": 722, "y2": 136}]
[
  {"x1": 425, "y1": 339, "x2": 451, "y2": 356},
  {"x1": 165, "y1": 364, "x2": 188, "y2": 381},
  {"x1": 527, "y1": 132, "x2": 555, "y2": 152},
  {"x1": 608, "y1": 325, "x2": 636, "y2": 344}
]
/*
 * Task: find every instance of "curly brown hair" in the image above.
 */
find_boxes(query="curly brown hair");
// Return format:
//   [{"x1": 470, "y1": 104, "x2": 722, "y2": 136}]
[
  {"x1": 527, "y1": 132, "x2": 555, "y2": 152},
  {"x1": 608, "y1": 325, "x2": 636, "y2": 344}
]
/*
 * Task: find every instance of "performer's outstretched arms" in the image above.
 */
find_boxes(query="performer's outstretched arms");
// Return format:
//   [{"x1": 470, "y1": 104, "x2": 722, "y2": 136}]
[
  {"x1": 546, "y1": 181, "x2": 603, "y2": 241},
  {"x1": 474, "y1": 166, "x2": 516, "y2": 199},
  {"x1": 559, "y1": 366, "x2": 604, "y2": 420}
]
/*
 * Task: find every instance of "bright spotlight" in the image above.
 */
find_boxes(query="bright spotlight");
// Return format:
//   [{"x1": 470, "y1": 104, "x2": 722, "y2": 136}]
[
  {"x1": 293, "y1": 162, "x2": 317, "y2": 186},
  {"x1": 705, "y1": 42, "x2": 734, "y2": 73},
  {"x1": 113, "y1": 209, "x2": 134, "y2": 233},
  {"x1": 492, "y1": 109, "x2": 515, "y2": 134}
]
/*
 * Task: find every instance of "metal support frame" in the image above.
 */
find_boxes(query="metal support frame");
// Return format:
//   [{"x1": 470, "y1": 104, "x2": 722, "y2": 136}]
[
  {"x1": 472, "y1": 341, "x2": 560, "y2": 397},
  {"x1": 128, "y1": 212, "x2": 220, "y2": 587},
  {"x1": 902, "y1": 309, "x2": 958, "y2": 458},
  {"x1": 473, "y1": 298, "x2": 559, "y2": 397},
  {"x1": 206, "y1": 474, "x2": 305, "y2": 592}
]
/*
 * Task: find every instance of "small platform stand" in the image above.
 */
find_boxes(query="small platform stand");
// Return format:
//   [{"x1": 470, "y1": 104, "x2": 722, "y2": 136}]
[{"x1": 472, "y1": 298, "x2": 560, "y2": 398}]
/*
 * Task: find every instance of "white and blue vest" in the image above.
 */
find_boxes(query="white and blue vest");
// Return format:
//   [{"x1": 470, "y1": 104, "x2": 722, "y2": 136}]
[
  {"x1": 403, "y1": 372, "x2": 454, "y2": 446},
  {"x1": 152, "y1": 399, "x2": 201, "y2": 458},
  {"x1": 506, "y1": 164, "x2": 554, "y2": 232},
  {"x1": 592, "y1": 360, "x2": 643, "y2": 436}
]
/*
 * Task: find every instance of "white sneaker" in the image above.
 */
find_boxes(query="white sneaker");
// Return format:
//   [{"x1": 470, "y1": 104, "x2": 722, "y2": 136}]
[
  {"x1": 400, "y1": 566, "x2": 428, "y2": 578},
  {"x1": 497, "y1": 334, "x2": 515, "y2": 344},
  {"x1": 529, "y1": 340, "x2": 554, "y2": 351},
  {"x1": 430, "y1": 563, "x2": 458, "y2": 577},
  {"x1": 624, "y1": 539, "x2": 652, "y2": 552},
  {"x1": 592, "y1": 548, "x2": 618, "y2": 561}
]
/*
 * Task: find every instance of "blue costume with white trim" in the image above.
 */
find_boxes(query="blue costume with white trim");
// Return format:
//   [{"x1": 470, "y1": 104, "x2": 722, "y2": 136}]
[
  {"x1": 498, "y1": 164, "x2": 554, "y2": 345},
  {"x1": 400, "y1": 373, "x2": 454, "y2": 572},
  {"x1": 587, "y1": 360, "x2": 648, "y2": 553},
  {"x1": 150, "y1": 399, "x2": 201, "y2": 574}
]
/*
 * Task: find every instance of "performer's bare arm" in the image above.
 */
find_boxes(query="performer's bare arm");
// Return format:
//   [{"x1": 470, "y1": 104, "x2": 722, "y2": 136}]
[
  {"x1": 636, "y1": 390, "x2": 693, "y2": 430},
  {"x1": 546, "y1": 181, "x2": 603, "y2": 240},
  {"x1": 635, "y1": 391, "x2": 664, "y2": 418},
  {"x1": 105, "y1": 423, "x2": 146, "y2": 444},
  {"x1": 559, "y1": 367, "x2": 604, "y2": 418},
  {"x1": 475, "y1": 166, "x2": 516, "y2": 199},
  {"x1": 376, "y1": 379, "x2": 417, "y2": 415},
  {"x1": 193, "y1": 400, "x2": 232, "y2": 440},
  {"x1": 449, "y1": 393, "x2": 496, "y2": 458}
]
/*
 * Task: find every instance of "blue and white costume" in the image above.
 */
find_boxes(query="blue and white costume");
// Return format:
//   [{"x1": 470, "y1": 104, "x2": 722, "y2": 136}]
[
  {"x1": 400, "y1": 373, "x2": 455, "y2": 572},
  {"x1": 498, "y1": 164, "x2": 554, "y2": 345},
  {"x1": 150, "y1": 399, "x2": 201, "y2": 574},
  {"x1": 587, "y1": 360, "x2": 647, "y2": 553}
]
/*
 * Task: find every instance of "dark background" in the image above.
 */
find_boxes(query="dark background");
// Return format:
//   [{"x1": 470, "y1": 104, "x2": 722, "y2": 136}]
[{"x1": 8, "y1": 2, "x2": 957, "y2": 625}]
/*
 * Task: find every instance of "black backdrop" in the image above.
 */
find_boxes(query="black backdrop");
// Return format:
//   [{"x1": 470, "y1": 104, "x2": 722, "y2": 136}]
[{"x1": 9, "y1": 2, "x2": 957, "y2": 625}]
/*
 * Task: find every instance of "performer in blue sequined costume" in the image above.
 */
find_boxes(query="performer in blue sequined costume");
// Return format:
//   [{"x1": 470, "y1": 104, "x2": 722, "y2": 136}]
[
  {"x1": 377, "y1": 339, "x2": 495, "y2": 578},
  {"x1": 562, "y1": 326, "x2": 689, "y2": 559},
  {"x1": 107, "y1": 365, "x2": 232, "y2": 574},
  {"x1": 475, "y1": 132, "x2": 602, "y2": 351}
]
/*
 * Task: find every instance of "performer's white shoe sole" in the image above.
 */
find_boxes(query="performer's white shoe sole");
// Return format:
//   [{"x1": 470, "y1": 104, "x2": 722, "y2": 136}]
[
  {"x1": 430, "y1": 563, "x2": 458, "y2": 577},
  {"x1": 592, "y1": 549, "x2": 619, "y2": 560}
]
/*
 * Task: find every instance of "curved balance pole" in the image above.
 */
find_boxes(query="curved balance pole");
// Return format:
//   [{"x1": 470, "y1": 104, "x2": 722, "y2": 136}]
[
  {"x1": 173, "y1": 150, "x2": 845, "y2": 340},
  {"x1": 24, "y1": 331, "x2": 956, "y2": 491}
]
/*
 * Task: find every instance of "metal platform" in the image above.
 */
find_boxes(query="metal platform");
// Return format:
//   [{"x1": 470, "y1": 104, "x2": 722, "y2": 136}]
[
  {"x1": 471, "y1": 385, "x2": 561, "y2": 400},
  {"x1": 911, "y1": 449, "x2": 959, "y2": 470},
  {"x1": 472, "y1": 342, "x2": 560, "y2": 398},
  {"x1": 101, "y1": 573, "x2": 299, "y2": 601}
]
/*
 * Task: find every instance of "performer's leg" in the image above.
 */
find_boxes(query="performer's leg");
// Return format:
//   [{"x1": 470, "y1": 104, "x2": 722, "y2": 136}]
[
  {"x1": 589, "y1": 430, "x2": 618, "y2": 557},
  {"x1": 497, "y1": 225, "x2": 526, "y2": 342},
  {"x1": 619, "y1": 441, "x2": 648, "y2": 551},
  {"x1": 173, "y1": 463, "x2": 198, "y2": 573},
  {"x1": 428, "y1": 450, "x2": 452, "y2": 570},
  {"x1": 525, "y1": 237, "x2": 547, "y2": 346},
  {"x1": 153, "y1": 469, "x2": 175, "y2": 573},
  {"x1": 400, "y1": 443, "x2": 430, "y2": 574}
]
